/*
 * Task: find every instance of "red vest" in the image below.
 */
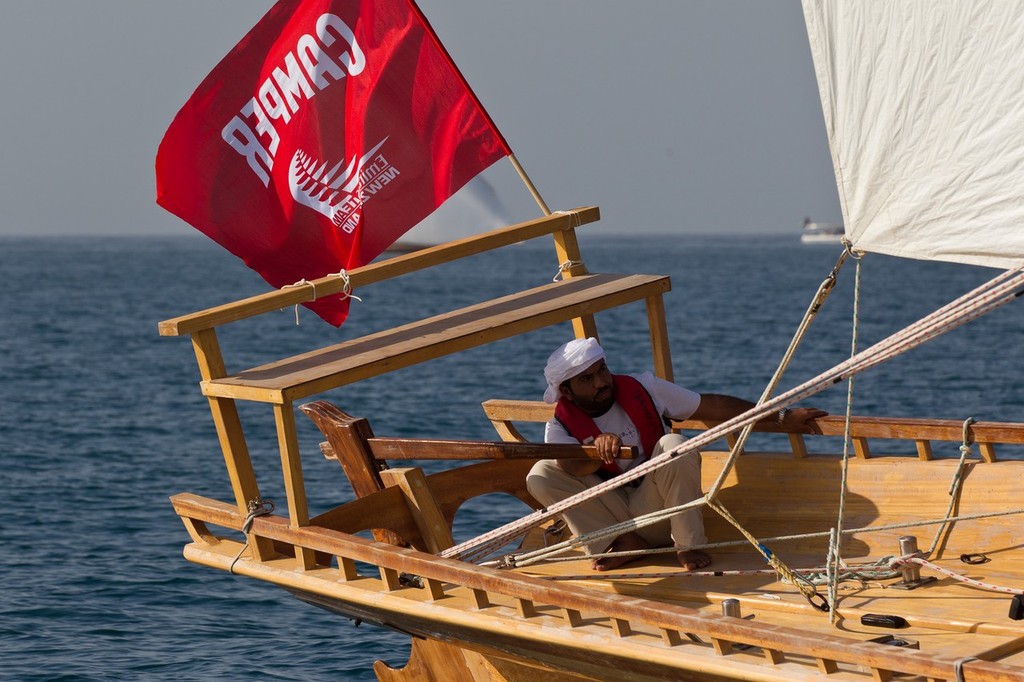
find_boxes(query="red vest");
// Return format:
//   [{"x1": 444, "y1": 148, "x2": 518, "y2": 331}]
[{"x1": 554, "y1": 374, "x2": 666, "y2": 476}]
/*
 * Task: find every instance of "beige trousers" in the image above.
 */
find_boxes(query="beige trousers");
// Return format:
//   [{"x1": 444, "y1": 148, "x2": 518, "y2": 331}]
[{"x1": 526, "y1": 434, "x2": 706, "y2": 555}]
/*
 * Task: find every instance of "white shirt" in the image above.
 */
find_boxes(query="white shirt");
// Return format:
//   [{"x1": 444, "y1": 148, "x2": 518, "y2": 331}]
[{"x1": 544, "y1": 372, "x2": 701, "y2": 470}]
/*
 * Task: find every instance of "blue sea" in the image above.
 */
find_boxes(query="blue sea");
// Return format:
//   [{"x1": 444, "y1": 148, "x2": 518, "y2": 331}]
[{"x1": 2, "y1": 234, "x2": 1021, "y2": 680}]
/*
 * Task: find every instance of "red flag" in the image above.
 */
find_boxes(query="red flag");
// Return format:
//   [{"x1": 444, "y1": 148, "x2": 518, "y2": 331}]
[{"x1": 156, "y1": 0, "x2": 511, "y2": 326}]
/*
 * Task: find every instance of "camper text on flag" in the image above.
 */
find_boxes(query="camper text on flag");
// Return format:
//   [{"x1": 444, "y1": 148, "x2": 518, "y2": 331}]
[{"x1": 156, "y1": 0, "x2": 511, "y2": 326}]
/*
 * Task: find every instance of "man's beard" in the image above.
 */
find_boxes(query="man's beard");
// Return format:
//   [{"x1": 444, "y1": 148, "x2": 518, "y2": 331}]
[{"x1": 573, "y1": 386, "x2": 615, "y2": 416}]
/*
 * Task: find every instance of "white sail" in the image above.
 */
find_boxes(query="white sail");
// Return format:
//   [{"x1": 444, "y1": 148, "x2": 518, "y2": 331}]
[{"x1": 802, "y1": 1, "x2": 1024, "y2": 269}]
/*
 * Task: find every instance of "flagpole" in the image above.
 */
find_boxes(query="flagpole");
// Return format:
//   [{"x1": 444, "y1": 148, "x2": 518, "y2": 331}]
[{"x1": 508, "y1": 154, "x2": 551, "y2": 216}]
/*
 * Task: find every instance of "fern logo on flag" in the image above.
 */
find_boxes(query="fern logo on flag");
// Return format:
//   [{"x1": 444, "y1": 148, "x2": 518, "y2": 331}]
[
  {"x1": 287, "y1": 138, "x2": 395, "y2": 233},
  {"x1": 156, "y1": 0, "x2": 510, "y2": 326}
]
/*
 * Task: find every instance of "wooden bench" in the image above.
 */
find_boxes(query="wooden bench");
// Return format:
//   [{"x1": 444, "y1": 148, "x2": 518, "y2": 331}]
[{"x1": 202, "y1": 273, "x2": 669, "y2": 404}]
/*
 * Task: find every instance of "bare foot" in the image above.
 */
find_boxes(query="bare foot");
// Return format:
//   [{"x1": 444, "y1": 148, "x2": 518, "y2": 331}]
[
  {"x1": 592, "y1": 532, "x2": 650, "y2": 571},
  {"x1": 676, "y1": 549, "x2": 712, "y2": 571}
]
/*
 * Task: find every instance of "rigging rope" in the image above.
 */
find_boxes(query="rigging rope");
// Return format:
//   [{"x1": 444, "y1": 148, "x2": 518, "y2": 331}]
[
  {"x1": 828, "y1": 251, "x2": 863, "y2": 623},
  {"x1": 500, "y1": 507, "x2": 1024, "y2": 570},
  {"x1": 926, "y1": 417, "x2": 978, "y2": 557}
]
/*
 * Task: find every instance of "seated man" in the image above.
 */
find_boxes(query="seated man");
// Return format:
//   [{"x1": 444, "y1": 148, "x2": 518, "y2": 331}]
[{"x1": 527, "y1": 338, "x2": 825, "y2": 571}]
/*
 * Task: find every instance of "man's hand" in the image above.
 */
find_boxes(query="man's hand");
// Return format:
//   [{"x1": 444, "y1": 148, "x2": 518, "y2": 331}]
[
  {"x1": 782, "y1": 407, "x2": 828, "y2": 433},
  {"x1": 556, "y1": 432, "x2": 622, "y2": 477},
  {"x1": 593, "y1": 433, "x2": 622, "y2": 463}
]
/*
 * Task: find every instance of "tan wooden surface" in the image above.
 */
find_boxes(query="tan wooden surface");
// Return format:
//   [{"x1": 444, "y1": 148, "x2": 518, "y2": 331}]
[
  {"x1": 362, "y1": 438, "x2": 637, "y2": 461},
  {"x1": 379, "y1": 467, "x2": 455, "y2": 553},
  {"x1": 158, "y1": 207, "x2": 600, "y2": 336},
  {"x1": 190, "y1": 328, "x2": 274, "y2": 561},
  {"x1": 482, "y1": 399, "x2": 1024, "y2": 457},
  {"x1": 171, "y1": 490, "x2": 1024, "y2": 681},
  {"x1": 201, "y1": 273, "x2": 670, "y2": 404},
  {"x1": 550, "y1": 224, "x2": 598, "y2": 340}
]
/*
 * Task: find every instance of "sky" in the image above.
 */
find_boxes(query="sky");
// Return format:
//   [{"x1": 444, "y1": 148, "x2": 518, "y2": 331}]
[{"x1": 0, "y1": 1, "x2": 841, "y2": 238}]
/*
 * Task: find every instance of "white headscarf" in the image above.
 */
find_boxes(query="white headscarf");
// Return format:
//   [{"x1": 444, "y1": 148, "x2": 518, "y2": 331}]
[{"x1": 543, "y1": 337, "x2": 606, "y2": 403}]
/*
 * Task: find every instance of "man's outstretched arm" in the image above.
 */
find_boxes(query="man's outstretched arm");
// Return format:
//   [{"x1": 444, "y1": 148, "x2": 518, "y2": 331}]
[{"x1": 691, "y1": 393, "x2": 826, "y2": 434}]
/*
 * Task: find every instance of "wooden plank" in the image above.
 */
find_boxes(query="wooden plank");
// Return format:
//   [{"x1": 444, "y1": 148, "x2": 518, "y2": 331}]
[
  {"x1": 306, "y1": 460, "x2": 541, "y2": 543},
  {"x1": 645, "y1": 293, "x2": 674, "y2": 383},
  {"x1": 366, "y1": 438, "x2": 637, "y2": 461},
  {"x1": 788, "y1": 433, "x2": 808, "y2": 458},
  {"x1": 471, "y1": 588, "x2": 490, "y2": 609},
  {"x1": 979, "y1": 442, "x2": 997, "y2": 463},
  {"x1": 273, "y1": 403, "x2": 316, "y2": 569},
  {"x1": 338, "y1": 556, "x2": 359, "y2": 581},
  {"x1": 158, "y1": 207, "x2": 601, "y2": 336},
  {"x1": 420, "y1": 460, "x2": 541, "y2": 528},
  {"x1": 173, "y1": 492, "x2": 1024, "y2": 682},
  {"x1": 300, "y1": 401, "x2": 405, "y2": 546},
  {"x1": 711, "y1": 638, "x2": 733, "y2": 656},
  {"x1": 310, "y1": 484, "x2": 424, "y2": 548},
  {"x1": 661, "y1": 628, "x2": 684, "y2": 647},
  {"x1": 817, "y1": 658, "x2": 838, "y2": 674},
  {"x1": 179, "y1": 516, "x2": 218, "y2": 546},
  {"x1": 699, "y1": 452, "x2": 1024, "y2": 556},
  {"x1": 380, "y1": 566, "x2": 401, "y2": 591},
  {"x1": 190, "y1": 329, "x2": 274, "y2": 561},
  {"x1": 517, "y1": 598, "x2": 537, "y2": 618},
  {"x1": 550, "y1": 219, "x2": 598, "y2": 340},
  {"x1": 486, "y1": 419, "x2": 527, "y2": 443},
  {"x1": 203, "y1": 273, "x2": 670, "y2": 404},
  {"x1": 480, "y1": 401, "x2": 1024, "y2": 452},
  {"x1": 379, "y1": 467, "x2": 455, "y2": 554},
  {"x1": 300, "y1": 402, "x2": 385, "y2": 497},
  {"x1": 613, "y1": 618, "x2": 632, "y2": 638},
  {"x1": 424, "y1": 578, "x2": 446, "y2": 601}
]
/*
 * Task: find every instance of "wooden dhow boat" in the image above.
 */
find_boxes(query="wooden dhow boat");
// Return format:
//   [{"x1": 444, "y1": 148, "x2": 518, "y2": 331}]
[{"x1": 158, "y1": 1, "x2": 1024, "y2": 680}]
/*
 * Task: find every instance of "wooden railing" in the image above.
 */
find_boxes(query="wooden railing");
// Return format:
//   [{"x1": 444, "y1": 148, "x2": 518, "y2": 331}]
[
  {"x1": 159, "y1": 207, "x2": 601, "y2": 336},
  {"x1": 481, "y1": 399, "x2": 1024, "y2": 462},
  {"x1": 170, "y1": 491, "x2": 1022, "y2": 682}
]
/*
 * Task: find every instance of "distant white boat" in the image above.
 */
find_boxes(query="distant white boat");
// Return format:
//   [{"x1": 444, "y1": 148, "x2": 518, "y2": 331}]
[{"x1": 800, "y1": 216, "x2": 844, "y2": 243}]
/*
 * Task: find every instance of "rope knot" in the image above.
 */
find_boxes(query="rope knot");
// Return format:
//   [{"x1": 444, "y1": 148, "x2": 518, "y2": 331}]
[
  {"x1": 281, "y1": 271, "x2": 362, "y2": 324},
  {"x1": 553, "y1": 260, "x2": 585, "y2": 281},
  {"x1": 230, "y1": 498, "x2": 276, "y2": 574}
]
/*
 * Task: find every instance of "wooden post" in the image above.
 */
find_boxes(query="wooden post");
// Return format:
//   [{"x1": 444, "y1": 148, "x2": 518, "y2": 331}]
[
  {"x1": 273, "y1": 402, "x2": 317, "y2": 569},
  {"x1": 379, "y1": 467, "x2": 455, "y2": 553},
  {"x1": 551, "y1": 226, "x2": 599, "y2": 340},
  {"x1": 190, "y1": 328, "x2": 274, "y2": 560},
  {"x1": 645, "y1": 293, "x2": 674, "y2": 382}
]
